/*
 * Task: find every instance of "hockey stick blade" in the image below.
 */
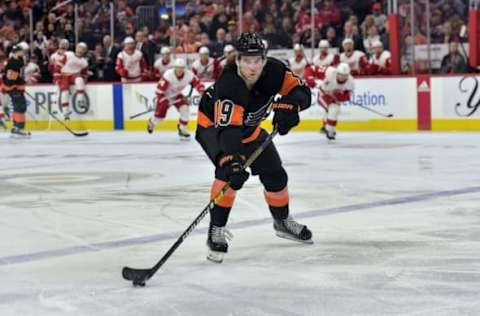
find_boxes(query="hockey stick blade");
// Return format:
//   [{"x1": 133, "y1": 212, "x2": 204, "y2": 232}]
[{"x1": 122, "y1": 267, "x2": 150, "y2": 286}]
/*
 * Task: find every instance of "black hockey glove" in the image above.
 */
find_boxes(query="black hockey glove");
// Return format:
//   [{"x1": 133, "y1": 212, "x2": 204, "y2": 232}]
[
  {"x1": 218, "y1": 153, "x2": 249, "y2": 190},
  {"x1": 272, "y1": 102, "x2": 300, "y2": 135}
]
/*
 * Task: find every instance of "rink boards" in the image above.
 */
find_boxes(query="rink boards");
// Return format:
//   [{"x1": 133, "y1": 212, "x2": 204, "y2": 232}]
[{"x1": 12, "y1": 75, "x2": 480, "y2": 132}]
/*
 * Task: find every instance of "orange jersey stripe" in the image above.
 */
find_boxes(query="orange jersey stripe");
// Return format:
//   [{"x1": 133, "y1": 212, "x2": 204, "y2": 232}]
[
  {"x1": 279, "y1": 71, "x2": 302, "y2": 96},
  {"x1": 242, "y1": 125, "x2": 261, "y2": 144},
  {"x1": 197, "y1": 111, "x2": 214, "y2": 128},
  {"x1": 264, "y1": 187, "x2": 289, "y2": 207},
  {"x1": 210, "y1": 179, "x2": 237, "y2": 207},
  {"x1": 12, "y1": 112, "x2": 25, "y2": 123}
]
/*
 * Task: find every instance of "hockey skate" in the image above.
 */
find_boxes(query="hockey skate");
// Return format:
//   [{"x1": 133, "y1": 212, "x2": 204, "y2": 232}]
[
  {"x1": 207, "y1": 224, "x2": 233, "y2": 263},
  {"x1": 10, "y1": 127, "x2": 31, "y2": 139},
  {"x1": 320, "y1": 125, "x2": 326, "y2": 134},
  {"x1": 63, "y1": 110, "x2": 72, "y2": 121},
  {"x1": 273, "y1": 216, "x2": 313, "y2": 244},
  {"x1": 0, "y1": 114, "x2": 7, "y2": 130},
  {"x1": 325, "y1": 129, "x2": 336, "y2": 141},
  {"x1": 147, "y1": 117, "x2": 155, "y2": 134},
  {"x1": 177, "y1": 123, "x2": 191, "y2": 140}
]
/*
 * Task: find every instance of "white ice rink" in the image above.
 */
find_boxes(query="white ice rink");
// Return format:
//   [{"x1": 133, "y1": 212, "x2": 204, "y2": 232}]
[{"x1": 1, "y1": 131, "x2": 479, "y2": 316}]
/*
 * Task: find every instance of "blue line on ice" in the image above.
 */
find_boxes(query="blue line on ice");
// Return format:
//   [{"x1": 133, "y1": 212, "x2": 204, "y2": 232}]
[{"x1": 1, "y1": 186, "x2": 479, "y2": 266}]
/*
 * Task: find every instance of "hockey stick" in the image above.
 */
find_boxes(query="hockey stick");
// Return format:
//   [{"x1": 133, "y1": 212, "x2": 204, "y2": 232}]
[
  {"x1": 351, "y1": 101, "x2": 393, "y2": 118},
  {"x1": 122, "y1": 127, "x2": 279, "y2": 287},
  {"x1": 25, "y1": 91, "x2": 89, "y2": 137},
  {"x1": 129, "y1": 108, "x2": 153, "y2": 119}
]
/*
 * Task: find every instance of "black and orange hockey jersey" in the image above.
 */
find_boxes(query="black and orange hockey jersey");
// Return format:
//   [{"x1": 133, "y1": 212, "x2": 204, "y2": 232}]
[{"x1": 196, "y1": 57, "x2": 311, "y2": 158}]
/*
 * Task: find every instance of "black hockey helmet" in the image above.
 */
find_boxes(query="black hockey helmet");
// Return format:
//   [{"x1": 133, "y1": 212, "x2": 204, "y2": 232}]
[{"x1": 236, "y1": 32, "x2": 266, "y2": 58}]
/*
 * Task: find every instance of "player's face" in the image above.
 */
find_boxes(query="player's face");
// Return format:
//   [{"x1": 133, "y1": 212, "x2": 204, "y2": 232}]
[
  {"x1": 295, "y1": 49, "x2": 303, "y2": 58},
  {"x1": 174, "y1": 67, "x2": 185, "y2": 77},
  {"x1": 238, "y1": 55, "x2": 264, "y2": 82},
  {"x1": 320, "y1": 47, "x2": 328, "y2": 55},
  {"x1": 373, "y1": 46, "x2": 383, "y2": 55},
  {"x1": 336, "y1": 73, "x2": 348, "y2": 83},
  {"x1": 76, "y1": 46, "x2": 86, "y2": 56},
  {"x1": 343, "y1": 43, "x2": 353, "y2": 52},
  {"x1": 200, "y1": 53, "x2": 209, "y2": 62},
  {"x1": 162, "y1": 53, "x2": 170, "y2": 61}
]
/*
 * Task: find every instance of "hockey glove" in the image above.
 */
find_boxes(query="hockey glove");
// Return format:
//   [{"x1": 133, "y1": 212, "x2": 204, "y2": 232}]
[
  {"x1": 272, "y1": 102, "x2": 300, "y2": 135},
  {"x1": 218, "y1": 153, "x2": 249, "y2": 190}
]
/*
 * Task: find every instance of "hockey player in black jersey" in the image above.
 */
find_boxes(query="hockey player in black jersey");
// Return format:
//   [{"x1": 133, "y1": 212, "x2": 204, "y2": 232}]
[
  {"x1": 3, "y1": 45, "x2": 30, "y2": 138},
  {"x1": 196, "y1": 32, "x2": 313, "y2": 263}
]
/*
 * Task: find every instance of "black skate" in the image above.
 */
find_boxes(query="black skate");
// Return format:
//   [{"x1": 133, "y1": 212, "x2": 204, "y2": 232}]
[
  {"x1": 10, "y1": 127, "x2": 31, "y2": 139},
  {"x1": 63, "y1": 111, "x2": 72, "y2": 121},
  {"x1": 177, "y1": 124, "x2": 190, "y2": 140},
  {"x1": 147, "y1": 118, "x2": 155, "y2": 134},
  {"x1": 325, "y1": 130, "x2": 336, "y2": 141},
  {"x1": 273, "y1": 216, "x2": 313, "y2": 244},
  {"x1": 207, "y1": 224, "x2": 233, "y2": 263},
  {"x1": 0, "y1": 116, "x2": 7, "y2": 130}
]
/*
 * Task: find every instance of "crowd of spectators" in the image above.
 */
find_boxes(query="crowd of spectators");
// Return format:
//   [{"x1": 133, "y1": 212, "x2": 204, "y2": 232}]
[{"x1": 0, "y1": 0, "x2": 471, "y2": 83}]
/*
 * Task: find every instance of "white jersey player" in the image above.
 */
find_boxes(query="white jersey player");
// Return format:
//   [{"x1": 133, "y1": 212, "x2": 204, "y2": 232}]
[
  {"x1": 49, "y1": 39, "x2": 69, "y2": 85},
  {"x1": 115, "y1": 37, "x2": 147, "y2": 83},
  {"x1": 24, "y1": 56, "x2": 41, "y2": 84},
  {"x1": 318, "y1": 63, "x2": 354, "y2": 140},
  {"x1": 340, "y1": 38, "x2": 369, "y2": 76},
  {"x1": 153, "y1": 46, "x2": 173, "y2": 79},
  {"x1": 147, "y1": 58, "x2": 205, "y2": 139},
  {"x1": 191, "y1": 46, "x2": 221, "y2": 81},
  {"x1": 312, "y1": 40, "x2": 340, "y2": 79},
  {"x1": 288, "y1": 44, "x2": 308, "y2": 78},
  {"x1": 58, "y1": 42, "x2": 89, "y2": 120},
  {"x1": 369, "y1": 40, "x2": 392, "y2": 75}
]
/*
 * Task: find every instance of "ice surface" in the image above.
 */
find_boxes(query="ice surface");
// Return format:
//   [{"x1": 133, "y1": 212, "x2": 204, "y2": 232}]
[{"x1": 1, "y1": 131, "x2": 479, "y2": 316}]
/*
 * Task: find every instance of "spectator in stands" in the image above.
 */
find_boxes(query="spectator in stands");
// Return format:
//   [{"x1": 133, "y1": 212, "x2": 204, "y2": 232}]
[
  {"x1": 316, "y1": 0, "x2": 341, "y2": 27},
  {"x1": 325, "y1": 26, "x2": 340, "y2": 49},
  {"x1": 276, "y1": 17, "x2": 294, "y2": 48},
  {"x1": 211, "y1": 27, "x2": 227, "y2": 57},
  {"x1": 209, "y1": 4, "x2": 229, "y2": 40},
  {"x1": 343, "y1": 20, "x2": 364, "y2": 52},
  {"x1": 372, "y1": 3, "x2": 387, "y2": 33},
  {"x1": 363, "y1": 25, "x2": 381, "y2": 57},
  {"x1": 227, "y1": 20, "x2": 238, "y2": 41},
  {"x1": 440, "y1": 41, "x2": 467, "y2": 73},
  {"x1": 102, "y1": 35, "x2": 120, "y2": 81},
  {"x1": 89, "y1": 43, "x2": 105, "y2": 81},
  {"x1": 135, "y1": 30, "x2": 157, "y2": 71}
]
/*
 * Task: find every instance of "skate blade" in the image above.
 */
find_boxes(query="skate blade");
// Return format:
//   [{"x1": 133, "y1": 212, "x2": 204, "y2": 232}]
[
  {"x1": 275, "y1": 231, "x2": 314, "y2": 244},
  {"x1": 10, "y1": 133, "x2": 31, "y2": 139},
  {"x1": 207, "y1": 250, "x2": 224, "y2": 263},
  {"x1": 179, "y1": 136, "x2": 191, "y2": 141}
]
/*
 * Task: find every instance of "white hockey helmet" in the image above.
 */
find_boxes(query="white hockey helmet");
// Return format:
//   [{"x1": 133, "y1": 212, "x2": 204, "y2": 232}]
[
  {"x1": 293, "y1": 43, "x2": 303, "y2": 51},
  {"x1": 224, "y1": 44, "x2": 234, "y2": 54},
  {"x1": 18, "y1": 41, "x2": 29, "y2": 51},
  {"x1": 123, "y1": 36, "x2": 135, "y2": 45},
  {"x1": 372, "y1": 40, "x2": 383, "y2": 48},
  {"x1": 319, "y1": 40, "x2": 330, "y2": 48},
  {"x1": 336, "y1": 62, "x2": 351, "y2": 76},
  {"x1": 77, "y1": 42, "x2": 88, "y2": 50},
  {"x1": 199, "y1": 46, "x2": 210, "y2": 55},
  {"x1": 160, "y1": 46, "x2": 171, "y2": 55},
  {"x1": 342, "y1": 38, "x2": 354, "y2": 47},
  {"x1": 173, "y1": 58, "x2": 186, "y2": 68}
]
